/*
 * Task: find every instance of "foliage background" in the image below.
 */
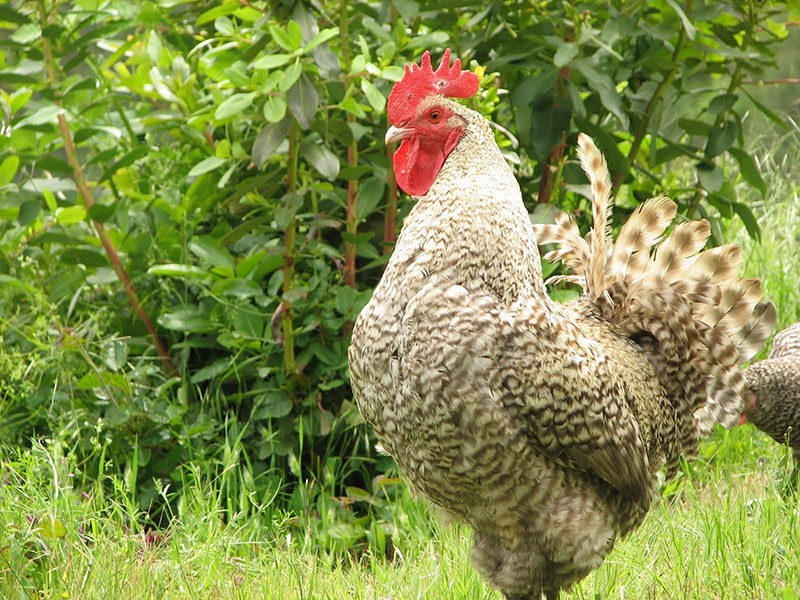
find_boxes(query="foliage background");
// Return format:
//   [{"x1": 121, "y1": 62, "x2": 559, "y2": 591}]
[{"x1": 0, "y1": 0, "x2": 798, "y2": 555}]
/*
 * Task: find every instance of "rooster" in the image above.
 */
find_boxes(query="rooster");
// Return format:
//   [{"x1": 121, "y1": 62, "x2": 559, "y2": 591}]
[
  {"x1": 348, "y1": 50, "x2": 776, "y2": 599},
  {"x1": 741, "y1": 323, "x2": 800, "y2": 472}
]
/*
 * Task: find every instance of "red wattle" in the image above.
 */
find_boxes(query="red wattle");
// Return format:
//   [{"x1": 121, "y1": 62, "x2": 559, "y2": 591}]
[
  {"x1": 393, "y1": 129, "x2": 466, "y2": 197},
  {"x1": 393, "y1": 137, "x2": 445, "y2": 197}
]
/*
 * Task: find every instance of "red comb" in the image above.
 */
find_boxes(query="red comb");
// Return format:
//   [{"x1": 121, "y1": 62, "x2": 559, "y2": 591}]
[{"x1": 387, "y1": 49, "x2": 480, "y2": 125}]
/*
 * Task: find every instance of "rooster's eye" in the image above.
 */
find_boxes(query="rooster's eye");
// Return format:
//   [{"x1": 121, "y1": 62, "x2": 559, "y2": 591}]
[{"x1": 429, "y1": 110, "x2": 442, "y2": 122}]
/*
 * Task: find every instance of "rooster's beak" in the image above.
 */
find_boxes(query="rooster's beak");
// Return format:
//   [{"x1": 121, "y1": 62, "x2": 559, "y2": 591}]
[{"x1": 385, "y1": 126, "x2": 414, "y2": 145}]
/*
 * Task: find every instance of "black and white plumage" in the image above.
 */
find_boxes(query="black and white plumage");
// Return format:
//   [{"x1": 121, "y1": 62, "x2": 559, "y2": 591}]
[
  {"x1": 348, "y1": 51, "x2": 776, "y2": 599},
  {"x1": 742, "y1": 323, "x2": 800, "y2": 465}
]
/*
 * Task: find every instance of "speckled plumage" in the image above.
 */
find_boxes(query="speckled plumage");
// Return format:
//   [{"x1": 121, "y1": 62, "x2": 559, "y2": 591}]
[
  {"x1": 743, "y1": 323, "x2": 800, "y2": 461},
  {"x1": 348, "y1": 52, "x2": 775, "y2": 600}
]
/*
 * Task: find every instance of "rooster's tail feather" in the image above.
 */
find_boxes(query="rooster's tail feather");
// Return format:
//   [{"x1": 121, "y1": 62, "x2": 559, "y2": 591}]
[{"x1": 533, "y1": 133, "x2": 776, "y2": 460}]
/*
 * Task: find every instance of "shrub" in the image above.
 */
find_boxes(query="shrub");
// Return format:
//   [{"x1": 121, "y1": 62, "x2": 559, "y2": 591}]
[{"x1": 0, "y1": 0, "x2": 794, "y2": 547}]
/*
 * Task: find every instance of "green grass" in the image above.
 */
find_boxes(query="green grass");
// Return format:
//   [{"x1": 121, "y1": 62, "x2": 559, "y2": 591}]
[
  {"x1": 3, "y1": 428, "x2": 800, "y2": 599},
  {"x1": 4, "y1": 131, "x2": 800, "y2": 599}
]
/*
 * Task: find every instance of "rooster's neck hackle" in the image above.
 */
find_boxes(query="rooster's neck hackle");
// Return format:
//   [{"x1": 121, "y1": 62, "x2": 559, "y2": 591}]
[{"x1": 395, "y1": 98, "x2": 548, "y2": 303}]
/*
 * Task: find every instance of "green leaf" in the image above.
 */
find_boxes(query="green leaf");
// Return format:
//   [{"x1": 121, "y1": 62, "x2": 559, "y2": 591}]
[
  {"x1": 275, "y1": 207, "x2": 296, "y2": 231},
  {"x1": 392, "y1": 0, "x2": 419, "y2": 22},
  {"x1": 263, "y1": 96, "x2": 287, "y2": 122},
  {"x1": 158, "y1": 306, "x2": 215, "y2": 332},
  {"x1": 188, "y1": 156, "x2": 226, "y2": 177},
  {"x1": 678, "y1": 118, "x2": 711, "y2": 136},
  {"x1": 665, "y1": 0, "x2": 696, "y2": 40},
  {"x1": 334, "y1": 285, "x2": 359, "y2": 315},
  {"x1": 12, "y1": 24, "x2": 41, "y2": 44},
  {"x1": 18, "y1": 200, "x2": 40, "y2": 226},
  {"x1": 300, "y1": 141, "x2": 339, "y2": 180},
  {"x1": 553, "y1": 43, "x2": 579, "y2": 68},
  {"x1": 55, "y1": 205, "x2": 87, "y2": 225},
  {"x1": 252, "y1": 117, "x2": 291, "y2": 168},
  {"x1": 99, "y1": 146, "x2": 148, "y2": 182},
  {"x1": 42, "y1": 189, "x2": 57, "y2": 211},
  {"x1": 105, "y1": 406, "x2": 131, "y2": 427},
  {"x1": 571, "y1": 59, "x2": 628, "y2": 129},
  {"x1": 270, "y1": 23, "x2": 301, "y2": 52},
  {"x1": 287, "y1": 74, "x2": 318, "y2": 129},
  {"x1": 22, "y1": 178, "x2": 75, "y2": 193},
  {"x1": 528, "y1": 100, "x2": 572, "y2": 162},
  {"x1": 278, "y1": 61, "x2": 303, "y2": 93},
  {"x1": 345, "y1": 486, "x2": 373, "y2": 502},
  {"x1": 252, "y1": 53, "x2": 295, "y2": 70},
  {"x1": 88, "y1": 203, "x2": 116, "y2": 223},
  {"x1": 15, "y1": 105, "x2": 62, "y2": 128},
  {"x1": 9, "y1": 88, "x2": 33, "y2": 113},
  {"x1": 190, "y1": 358, "x2": 231, "y2": 383},
  {"x1": 708, "y1": 93, "x2": 737, "y2": 115},
  {"x1": 86, "y1": 268, "x2": 118, "y2": 285},
  {"x1": 146, "y1": 29, "x2": 163, "y2": 64},
  {"x1": 149, "y1": 67, "x2": 180, "y2": 103},
  {"x1": 357, "y1": 176, "x2": 385, "y2": 220},
  {"x1": 360, "y1": 79, "x2": 386, "y2": 112},
  {"x1": 728, "y1": 147, "x2": 766, "y2": 197},
  {"x1": 707, "y1": 192, "x2": 733, "y2": 218},
  {"x1": 215, "y1": 92, "x2": 257, "y2": 121},
  {"x1": 215, "y1": 139, "x2": 231, "y2": 159},
  {"x1": 304, "y1": 27, "x2": 339, "y2": 53},
  {"x1": 312, "y1": 341, "x2": 343, "y2": 366},
  {"x1": 742, "y1": 89, "x2": 789, "y2": 129},
  {"x1": 196, "y1": 1, "x2": 238, "y2": 25},
  {"x1": 696, "y1": 163, "x2": 723, "y2": 192},
  {"x1": 102, "y1": 340, "x2": 129, "y2": 372},
  {"x1": 147, "y1": 264, "x2": 211, "y2": 279},
  {"x1": 511, "y1": 70, "x2": 558, "y2": 108},
  {"x1": 217, "y1": 278, "x2": 264, "y2": 300},
  {"x1": 74, "y1": 126, "x2": 122, "y2": 144},
  {"x1": 0, "y1": 155, "x2": 20, "y2": 185},
  {"x1": 381, "y1": 65, "x2": 404, "y2": 82},
  {"x1": 214, "y1": 16, "x2": 234, "y2": 36},
  {"x1": 0, "y1": 275, "x2": 38, "y2": 297},
  {"x1": 339, "y1": 96, "x2": 367, "y2": 118},
  {"x1": 732, "y1": 201, "x2": 761, "y2": 241},
  {"x1": 36, "y1": 515, "x2": 67, "y2": 539},
  {"x1": 705, "y1": 120, "x2": 739, "y2": 158},
  {"x1": 59, "y1": 248, "x2": 108, "y2": 267},
  {"x1": 253, "y1": 391, "x2": 292, "y2": 419},
  {"x1": 189, "y1": 235, "x2": 235, "y2": 270},
  {"x1": 0, "y1": 5, "x2": 32, "y2": 23},
  {"x1": 0, "y1": 74, "x2": 37, "y2": 87},
  {"x1": 261, "y1": 70, "x2": 284, "y2": 94}
]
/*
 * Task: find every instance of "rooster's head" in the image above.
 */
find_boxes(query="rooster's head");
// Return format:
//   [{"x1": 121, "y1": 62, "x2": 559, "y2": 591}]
[{"x1": 385, "y1": 49, "x2": 480, "y2": 197}]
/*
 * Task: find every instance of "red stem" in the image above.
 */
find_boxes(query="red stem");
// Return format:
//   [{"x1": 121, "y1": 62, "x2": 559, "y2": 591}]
[{"x1": 39, "y1": 2, "x2": 176, "y2": 376}]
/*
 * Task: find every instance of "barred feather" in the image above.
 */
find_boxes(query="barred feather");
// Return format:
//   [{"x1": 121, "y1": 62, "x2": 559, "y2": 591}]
[
  {"x1": 537, "y1": 134, "x2": 776, "y2": 459},
  {"x1": 701, "y1": 278, "x2": 763, "y2": 330},
  {"x1": 768, "y1": 322, "x2": 800, "y2": 359},
  {"x1": 534, "y1": 214, "x2": 590, "y2": 277},
  {"x1": 687, "y1": 244, "x2": 742, "y2": 288},
  {"x1": 577, "y1": 134, "x2": 612, "y2": 301},
  {"x1": 608, "y1": 196, "x2": 676, "y2": 283},
  {"x1": 736, "y1": 301, "x2": 779, "y2": 362},
  {"x1": 651, "y1": 220, "x2": 711, "y2": 282}
]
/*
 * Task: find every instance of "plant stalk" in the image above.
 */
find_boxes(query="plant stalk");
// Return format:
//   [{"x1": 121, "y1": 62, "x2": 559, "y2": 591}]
[
  {"x1": 281, "y1": 121, "x2": 300, "y2": 375},
  {"x1": 340, "y1": 2, "x2": 358, "y2": 287},
  {"x1": 39, "y1": 0, "x2": 176, "y2": 376}
]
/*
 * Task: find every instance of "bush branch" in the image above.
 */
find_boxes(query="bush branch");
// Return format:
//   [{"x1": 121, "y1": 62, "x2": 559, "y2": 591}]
[{"x1": 39, "y1": 0, "x2": 176, "y2": 376}]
